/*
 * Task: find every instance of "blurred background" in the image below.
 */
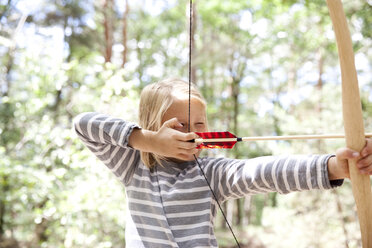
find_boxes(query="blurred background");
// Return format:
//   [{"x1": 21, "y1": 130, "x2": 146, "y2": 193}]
[{"x1": 0, "y1": 0, "x2": 371, "y2": 247}]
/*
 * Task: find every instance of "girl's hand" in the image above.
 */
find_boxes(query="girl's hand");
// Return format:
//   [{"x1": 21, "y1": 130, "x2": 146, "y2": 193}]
[
  {"x1": 129, "y1": 118, "x2": 199, "y2": 161},
  {"x1": 150, "y1": 118, "x2": 200, "y2": 161},
  {"x1": 329, "y1": 139, "x2": 372, "y2": 180}
]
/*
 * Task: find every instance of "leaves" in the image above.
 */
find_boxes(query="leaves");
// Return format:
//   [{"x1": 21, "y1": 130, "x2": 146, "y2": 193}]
[{"x1": 0, "y1": 0, "x2": 371, "y2": 247}]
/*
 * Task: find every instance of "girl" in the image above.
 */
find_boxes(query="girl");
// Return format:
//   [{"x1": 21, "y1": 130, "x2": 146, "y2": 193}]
[{"x1": 74, "y1": 78, "x2": 372, "y2": 248}]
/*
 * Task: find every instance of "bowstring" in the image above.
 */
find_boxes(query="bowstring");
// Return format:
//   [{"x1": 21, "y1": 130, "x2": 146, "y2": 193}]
[{"x1": 187, "y1": 1, "x2": 241, "y2": 247}]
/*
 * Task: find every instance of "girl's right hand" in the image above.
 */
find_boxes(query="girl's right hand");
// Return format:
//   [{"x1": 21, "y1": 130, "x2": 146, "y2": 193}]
[
  {"x1": 149, "y1": 118, "x2": 200, "y2": 161},
  {"x1": 129, "y1": 118, "x2": 200, "y2": 161}
]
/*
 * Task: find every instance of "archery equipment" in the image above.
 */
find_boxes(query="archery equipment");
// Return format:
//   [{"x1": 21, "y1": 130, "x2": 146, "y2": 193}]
[
  {"x1": 193, "y1": 131, "x2": 372, "y2": 149},
  {"x1": 327, "y1": 0, "x2": 372, "y2": 247}
]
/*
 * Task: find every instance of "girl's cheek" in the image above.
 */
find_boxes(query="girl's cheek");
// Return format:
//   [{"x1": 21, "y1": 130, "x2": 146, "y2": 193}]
[{"x1": 195, "y1": 125, "x2": 207, "y2": 133}]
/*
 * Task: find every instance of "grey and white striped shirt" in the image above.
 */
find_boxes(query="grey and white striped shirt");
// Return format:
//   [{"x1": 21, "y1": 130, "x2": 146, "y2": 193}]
[{"x1": 74, "y1": 112, "x2": 341, "y2": 248}]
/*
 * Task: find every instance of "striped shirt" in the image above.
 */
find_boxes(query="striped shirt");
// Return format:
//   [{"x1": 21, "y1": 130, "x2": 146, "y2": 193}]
[{"x1": 73, "y1": 112, "x2": 341, "y2": 248}]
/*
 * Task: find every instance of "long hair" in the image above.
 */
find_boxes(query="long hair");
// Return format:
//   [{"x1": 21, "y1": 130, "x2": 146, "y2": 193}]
[{"x1": 139, "y1": 78, "x2": 206, "y2": 168}]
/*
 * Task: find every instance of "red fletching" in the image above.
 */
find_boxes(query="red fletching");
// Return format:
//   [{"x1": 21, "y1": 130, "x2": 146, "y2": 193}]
[{"x1": 195, "y1": 131, "x2": 237, "y2": 149}]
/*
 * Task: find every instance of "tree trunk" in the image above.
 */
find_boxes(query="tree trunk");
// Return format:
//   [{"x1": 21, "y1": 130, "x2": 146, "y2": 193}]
[
  {"x1": 32, "y1": 198, "x2": 49, "y2": 245},
  {"x1": 51, "y1": 16, "x2": 69, "y2": 117},
  {"x1": 33, "y1": 217, "x2": 49, "y2": 244},
  {"x1": 316, "y1": 46, "x2": 325, "y2": 151},
  {"x1": 121, "y1": 0, "x2": 129, "y2": 68},
  {"x1": 2, "y1": 51, "x2": 13, "y2": 97},
  {"x1": 1, "y1": 12, "x2": 26, "y2": 97},
  {"x1": 135, "y1": 33, "x2": 144, "y2": 90},
  {"x1": 287, "y1": 63, "x2": 297, "y2": 93},
  {"x1": 231, "y1": 77, "x2": 242, "y2": 226},
  {"x1": 221, "y1": 202, "x2": 227, "y2": 229},
  {"x1": 332, "y1": 190, "x2": 350, "y2": 248},
  {"x1": 0, "y1": 236, "x2": 19, "y2": 248},
  {"x1": 103, "y1": 0, "x2": 114, "y2": 63},
  {"x1": 226, "y1": 200, "x2": 234, "y2": 227},
  {"x1": 0, "y1": 201, "x2": 4, "y2": 236},
  {"x1": 243, "y1": 196, "x2": 252, "y2": 226},
  {"x1": 0, "y1": 175, "x2": 9, "y2": 236}
]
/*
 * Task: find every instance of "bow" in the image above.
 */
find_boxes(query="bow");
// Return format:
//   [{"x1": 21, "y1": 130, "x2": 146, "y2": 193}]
[{"x1": 327, "y1": 0, "x2": 372, "y2": 247}]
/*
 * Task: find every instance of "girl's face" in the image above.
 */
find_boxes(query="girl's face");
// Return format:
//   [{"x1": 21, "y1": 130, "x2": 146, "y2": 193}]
[
  {"x1": 161, "y1": 96, "x2": 207, "y2": 161},
  {"x1": 161, "y1": 96, "x2": 207, "y2": 133}
]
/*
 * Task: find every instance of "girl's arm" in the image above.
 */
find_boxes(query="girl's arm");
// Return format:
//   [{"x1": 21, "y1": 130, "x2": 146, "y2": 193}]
[
  {"x1": 205, "y1": 138, "x2": 372, "y2": 202},
  {"x1": 74, "y1": 113, "x2": 199, "y2": 182},
  {"x1": 73, "y1": 112, "x2": 141, "y2": 185},
  {"x1": 202, "y1": 155, "x2": 340, "y2": 202}
]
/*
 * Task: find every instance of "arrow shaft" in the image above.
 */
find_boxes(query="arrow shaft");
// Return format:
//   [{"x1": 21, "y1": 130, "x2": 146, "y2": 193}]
[
  {"x1": 243, "y1": 133, "x2": 372, "y2": 141},
  {"x1": 194, "y1": 133, "x2": 372, "y2": 143}
]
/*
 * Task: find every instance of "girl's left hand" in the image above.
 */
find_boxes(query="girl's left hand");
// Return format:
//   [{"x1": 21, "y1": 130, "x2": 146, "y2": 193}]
[{"x1": 333, "y1": 138, "x2": 372, "y2": 179}]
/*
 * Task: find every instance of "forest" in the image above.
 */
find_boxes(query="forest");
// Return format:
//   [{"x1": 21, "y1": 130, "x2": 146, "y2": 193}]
[{"x1": 1, "y1": 0, "x2": 372, "y2": 247}]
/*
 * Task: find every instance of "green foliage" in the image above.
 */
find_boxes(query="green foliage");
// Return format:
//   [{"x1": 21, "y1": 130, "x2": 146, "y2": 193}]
[
  {"x1": 357, "y1": 3, "x2": 372, "y2": 39},
  {"x1": 0, "y1": 0, "x2": 371, "y2": 247}
]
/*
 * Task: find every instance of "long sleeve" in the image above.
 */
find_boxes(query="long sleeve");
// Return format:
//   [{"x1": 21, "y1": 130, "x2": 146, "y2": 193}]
[
  {"x1": 201, "y1": 154, "x2": 338, "y2": 202},
  {"x1": 73, "y1": 112, "x2": 141, "y2": 185}
]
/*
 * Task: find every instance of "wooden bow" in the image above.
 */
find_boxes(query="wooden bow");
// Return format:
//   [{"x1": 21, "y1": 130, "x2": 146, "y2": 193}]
[{"x1": 326, "y1": 1, "x2": 372, "y2": 247}]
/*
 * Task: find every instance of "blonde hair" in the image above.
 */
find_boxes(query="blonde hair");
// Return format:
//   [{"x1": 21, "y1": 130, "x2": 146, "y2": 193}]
[{"x1": 139, "y1": 78, "x2": 206, "y2": 168}]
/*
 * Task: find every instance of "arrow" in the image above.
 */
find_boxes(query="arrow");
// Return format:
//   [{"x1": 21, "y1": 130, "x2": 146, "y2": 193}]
[{"x1": 193, "y1": 131, "x2": 372, "y2": 149}]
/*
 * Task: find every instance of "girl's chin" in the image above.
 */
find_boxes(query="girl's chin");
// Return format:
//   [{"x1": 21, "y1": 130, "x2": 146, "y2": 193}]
[
  {"x1": 168, "y1": 154, "x2": 200, "y2": 163},
  {"x1": 166, "y1": 150, "x2": 202, "y2": 163}
]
